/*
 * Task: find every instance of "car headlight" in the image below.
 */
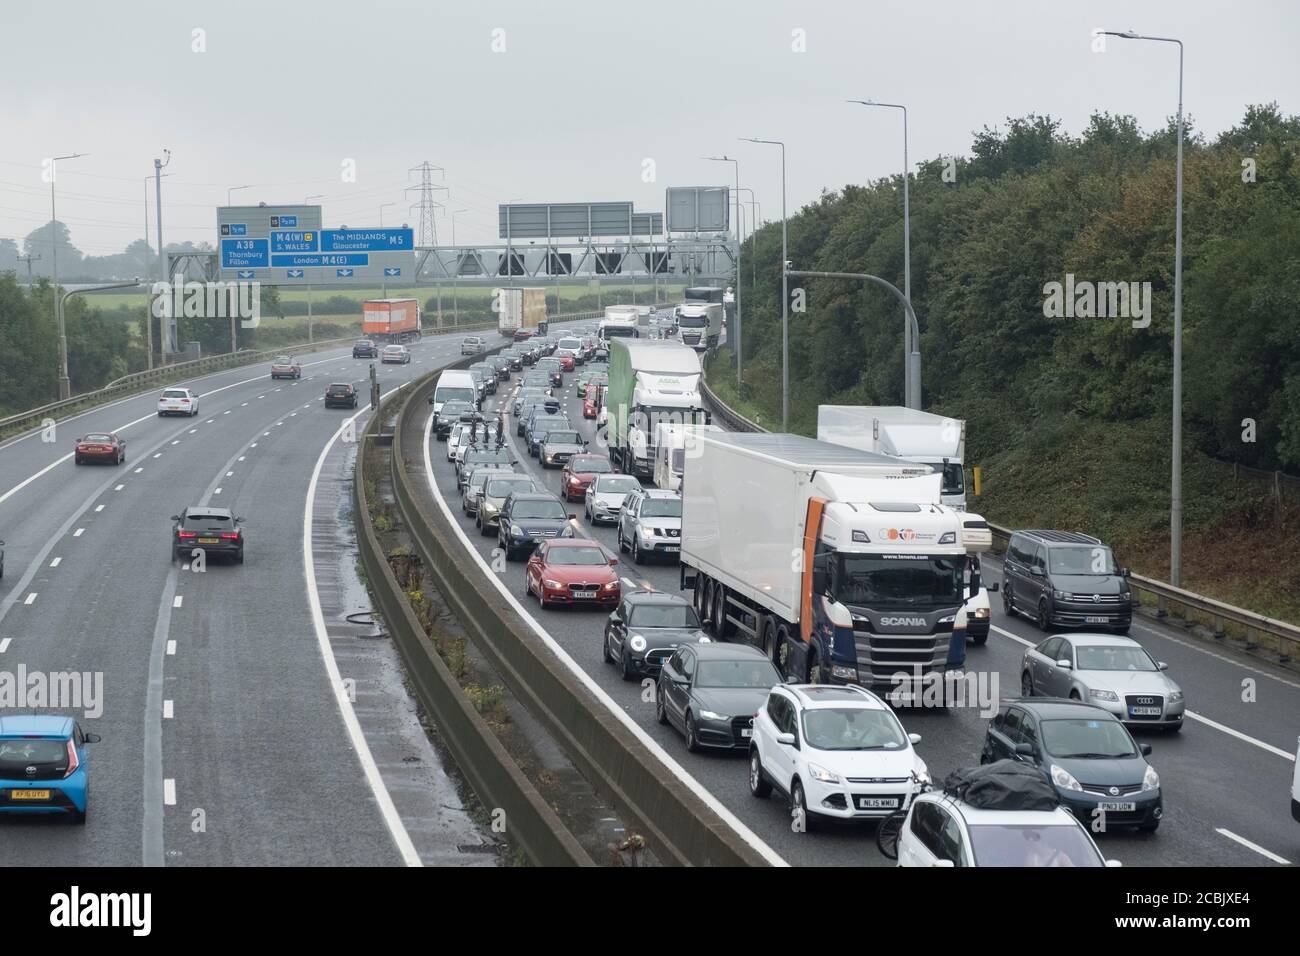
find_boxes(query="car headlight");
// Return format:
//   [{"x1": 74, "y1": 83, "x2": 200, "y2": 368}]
[
  {"x1": 1053, "y1": 590, "x2": 1072, "y2": 600},
  {"x1": 913, "y1": 768, "x2": 932, "y2": 786},
  {"x1": 543, "y1": 579, "x2": 563, "y2": 589},
  {"x1": 1142, "y1": 765, "x2": 1160, "y2": 792},
  {"x1": 561, "y1": 525, "x2": 576, "y2": 538},
  {"x1": 973, "y1": 607, "x2": 990, "y2": 619},
  {"x1": 1167, "y1": 690, "x2": 1183, "y2": 704},
  {"x1": 1088, "y1": 688, "x2": 1120, "y2": 702},
  {"x1": 482, "y1": 502, "x2": 498, "y2": 516},
  {"x1": 830, "y1": 664, "x2": 857, "y2": 681},
  {"x1": 808, "y1": 763, "x2": 840, "y2": 785},
  {"x1": 510, "y1": 523, "x2": 524, "y2": 536},
  {"x1": 629, "y1": 635, "x2": 647, "y2": 653},
  {"x1": 1121, "y1": 591, "x2": 1132, "y2": 602},
  {"x1": 602, "y1": 580, "x2": 618, "y2": 590},
  {"x1": 700, "y1": 710, "x2": 725, "y2": 721},
  {"x1": 1049, "y1": 764, "x2": 1083, "y2": 791}
]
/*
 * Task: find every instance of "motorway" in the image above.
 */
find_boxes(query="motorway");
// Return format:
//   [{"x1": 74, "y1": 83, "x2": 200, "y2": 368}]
[
  {"x1": 0, "y1": 328, "x2": 494, "y2": 866},
  {"x1": 415, "y1": 326, "x2": 1299, "y2": 869}
]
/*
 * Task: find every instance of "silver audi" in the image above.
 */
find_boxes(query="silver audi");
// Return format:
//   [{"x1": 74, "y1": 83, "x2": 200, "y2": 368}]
[{"x1": 1020, "y1": 633, "x2": 1185, "y2": 731}]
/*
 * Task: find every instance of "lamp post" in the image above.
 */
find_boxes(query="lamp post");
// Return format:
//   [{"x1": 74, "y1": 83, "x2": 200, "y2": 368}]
[
  {"x1": 740, "y1": 137, "x2": 787, "y2": 430},
  {"x1": 58, "y1": 280, "x2": 141, "y2": 400},
  {"x1": 50, "y1": 151, "x2": 88, "y2": 400},
  {"x1": 736, "y1": 187, "x2": 760, "y2": 292},
  {"x1": 302, "y1": 197, "x2": 325, "y2": 342},
  {"x1": 227, "y1": 184, "x2": 252, "y2": 206},
  {"x1": 848, "y1": 99, "x2": 917, "y2": 408},
  {"x1": 704, "y1": 155, "x2": 743, "y2": 385},
  {"x1": 153, "y1": 149, "x2": 171, "y2": 366},
  {"x1": 451, "y1": 208, "x2": 468, "y2": 324},
  {"x1": 1100, "y1": 29, "x2": 1185, "y2": 586}
]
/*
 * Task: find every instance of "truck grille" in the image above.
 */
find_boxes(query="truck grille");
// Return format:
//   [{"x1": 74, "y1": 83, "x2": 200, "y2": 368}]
[{"x1": 854, "y1": 632, "x2": 948, "y2": 684}]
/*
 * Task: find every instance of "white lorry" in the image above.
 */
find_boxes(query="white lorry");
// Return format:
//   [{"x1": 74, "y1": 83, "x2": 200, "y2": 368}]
[
  {"x1": 599, "y1": 305, "x2": 639, "y2": 342},
  {"x1": 675, "y1": 301, "x2": 723, "y2": 352},
  {"x1": 652, "y1": 421, "x2": 722, "y2": 491},
  {"x1": 818, "y1": 405, "x2": 968, "y2": 511},
  {"x1": 606, "y1": 339, "x2": 710, "y2": 478},
  {"x1": 680, "y1": 432, "x2": 974, "y2": 691}
]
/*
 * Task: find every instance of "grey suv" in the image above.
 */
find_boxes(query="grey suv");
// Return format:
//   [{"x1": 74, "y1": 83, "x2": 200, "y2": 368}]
[{"x1": 1002, "y1": 530, "x2": 1132, "y2": 634}]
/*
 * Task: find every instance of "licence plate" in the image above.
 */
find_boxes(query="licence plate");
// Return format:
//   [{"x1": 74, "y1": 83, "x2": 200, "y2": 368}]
[
  {"x1": 574, "y1": 591, "x2": 597, "y2": 599},
  {"x1": 198, "y1": 537, "x2": 219, "y2": 545},
  {"x1": 664, "y1": 546, "x2": 679, "y2": 553},
  {"x1": 1098, "y1": 801, "x2": 1136, "y2": 812},
  {"x1": 1085, "y1": 616, "x2": 1110, "y2": 624},
  {"x1": 10, "y1": 789, "x2": 50, "y2": 801},
  {"x1": 858, "y1": 797, "x2": 898, "y2": 809},
  {"x1": 1130, "y1": 706, "x2": 1161, "y2": 716},
  {"x1": 740, "y1": 728, "x2": 752, "y2": 738}
]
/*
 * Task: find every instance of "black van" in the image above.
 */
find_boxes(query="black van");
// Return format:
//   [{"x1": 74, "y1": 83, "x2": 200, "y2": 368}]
[{"x1": 1001, "y1": 530, "x2": 1132, "y2": 633}]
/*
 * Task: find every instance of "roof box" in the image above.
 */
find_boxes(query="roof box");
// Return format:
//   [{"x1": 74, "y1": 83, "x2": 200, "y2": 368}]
[{"x1": 942, "y1": 760, "x2": 1059, "y2": 811}]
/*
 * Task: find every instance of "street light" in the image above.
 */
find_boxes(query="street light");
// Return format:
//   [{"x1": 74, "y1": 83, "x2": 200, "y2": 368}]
[
  {"x1": 848, "y1": 99, "x2": 918, "y2": 409},
  {"x1": 58, "y1": 279, "x2": 141, "y2": 400},
  {"x1": 1100, "y1": 28, "x2": 1186, "y2": 586},
  {"x1": 304, "y1": 193, "x2": 325, "y2": 203},
  {"x1": 49, "y1": 151, "x2": 89, "y2": 400},
  {"x1": 227, "y1": 185, "x2": 252, "y2": 206},
  {"x1": 379, "y1": 202, "x2": 396, "y2": 227},
  {"x1": 740, "y1": 137, "x2": 788, "y2": 431},
  {"x1": 451, "y1": 209, "x2": 468, "y2": 323},
  {"x1": 704, "y1": 156, "x2": 744, "y2": 387}
]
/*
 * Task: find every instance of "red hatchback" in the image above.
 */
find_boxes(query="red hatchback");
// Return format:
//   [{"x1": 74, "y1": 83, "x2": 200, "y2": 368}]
[
  {"x1": 583, "y1": 383, "x2": 601, "y2": 419},
  {"x1": 525, "y1": 540, "x2": 621, "y2": 609},
  {"x1": 557, "y1": 354, "x2": 575, "y2": 372},
  {"x1": 74, "y1": 432, "x2": 126, "y2": 465},
  {"x1": 560, "y1": 454, "x2": 615, "y2": 501}
]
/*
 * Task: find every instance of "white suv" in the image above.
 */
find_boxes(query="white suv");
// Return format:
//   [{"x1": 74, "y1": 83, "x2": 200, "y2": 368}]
[
  {"x1": 892, "y1": 792, "x2": 1117, "y2": 867},
  {"x1": 748, "y1": 684, "x2": 929, "y2": 831}
]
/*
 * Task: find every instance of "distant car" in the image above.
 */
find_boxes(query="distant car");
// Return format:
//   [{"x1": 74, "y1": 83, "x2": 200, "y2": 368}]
[
  {"x1": 461, "y1": 335, "x2": 487, "y2": 356},
  {"x1": 157, "y1": 387, "x2": 199, "y2": 417},
  {"x1": 525, "y1": 539, "x2": 621, "y2": 610},
  {"x1": 538, "y1": 429, "x2": 587, "y2": 469},
  {"x1": 521, "y1": 372, "x2": 552, "y2": 393},
  {"x1": 353, "y1": 339, "x2": 379, "y2": 359},
  {"x1": 585, "y1": 473, "x2": 641, "y2": 525},
  {"x1": 270, "y1": 355, "x2": 301, "y2": 379},
  {"x1": 497, "y1": 492, "x2": 575, "y2": 560},
  {"x1": 381, "y1": 344, "x2": 411, "y2": 364},
  {"x1": 462, "y1": 465, "x2": 514, "y2": 516},
  {"x1": 74, "y1": 432, "x2": 126, "y2": 466},
  {"x1": 604, "y1": 591, "x2": 707, "y2": 682},
  {"x1": 560, "y1": 454, "x2": 615, "y2": 502},
  {"x1": 979, "y1": 697, "x2": 1162, "y2": 832},
  {"x1": 501, "y1": 350, "x2": 524, "y2": 372},
  {"x1": 170, "y1": 506, "x2": 245, "y2": 564},
  {"x1": 468, "y1": 363, "x2": 497, "y2": 395},
  {"x1": 457, "y1": 447, "x2": 515, "y2": 490},
  {"x1": 0, "y1": 716, "x2": 101, "y2": 824},
  {"x1": 1002, "y1": 529, "x2": 1132, "y2": 634},
  {"x1": 658, "y1": 642, "x2": 782, "y2": 751},
  {"x1": 513, "y1": 387, "x2": 551, "y2": 417},
  {"x1": 616, "y1": 487, "x2": 681, "y2": 563},
  {"x1": 525, "y1": 414, "x2": 572, "y2": 458},
  {"x1": 447, "y1": 418, "x2": 497, "y2": 463},
  {"x1": 434, "y1": 400, "x2": 474, "y2": 439},
  {"x1": 749, "y1": 684, "x2": 929, "y2": 830},
  {"x1": 1019, "y1": 633, "x2": 1185, "y2": 730},
  {"x1": 583, "y1": 383, "x2": 601, "y2": 419},
  {"x1": 489, "y1": 355, "x2": 512, "y2": 380},
  {"x1": 513, "y1": 328, "x2": 534, "y2": 342},
  {"x1": 477, "y1": 474, "x2": 538, "y2": 536},
  {"x1": 324, "y1": 382, "x2": 358, "y2": 408}
]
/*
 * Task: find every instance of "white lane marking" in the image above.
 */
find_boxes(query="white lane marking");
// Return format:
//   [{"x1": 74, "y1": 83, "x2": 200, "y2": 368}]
[
  {"x1": 226, "y1": 471, "x2": 233, "y2": 477},
  {"x1": 134, "y1": 467, "x2": 143, "y2": 473},
  {"x1": 990, "y1": 623, "x2": 1296, "y2": 762},
  {"x1": 153, "y1": 452, "x2": 161, "y2": 458},
  {"x1": 420, "y1": 407, "x2": 787, "y2": 867},
  {"x1": 1130, "y1": 619, "x2": 1300, "y2": 692},
  {"x1": 620, "y1": 576, "x2": 638, "y2": 589},
  {"x1": 73, "y1": 528, "x2": 84, "y2": 537},
  {"x1": 263, "y1": 432, "x2": 270, "y2": 436},
  {"x1": 171, "y1": 440, "x2": 180, "y2": 445},
  {"x1": 163, "y1": 700, "x2": 173, "y2": 719},
  {"x1": 166, "y1": 640, "x2": 176, "y2": 655},
  {"x1": 188, "y1": 429, "x2": 197, "y2": 434},
  {"x1": 94, "y1": 504, "x2": 104, "y2": 512},
  {"x1": 49, "y1": 557, "x2": 61, "y2": 568},
  {"x1": 0, "y1": 639, "x2": 9, "y2": 653},
  {"x1": 163, "y1": 779, "x2": 176, "y2": 806},
  {"x1": 23, "y1": 593, "x2": 36, "y2": 605},
  {"x1": 205, "y1": 418, "x2": 214, "y2": 424},
  {"x1": 223, "y1": 410, "x2": 231, "y2": 415},
  {"x1": 1214, "y1": 828, "x2": 1290, "y2": 865},
  {"x1": 304, "y1": 383, "x2": 422, "y2": 867},
  {"x1": 241, "y1": 402, "x2": 248, "y2": 406},
  {"x1": 172, "y1": 595, "x2": 183, "y2": 608},
  {"x1": 114, "y1": 484, "x2": 124, "y2": 491},
  {"x1": 238, "y1": 456, "x2": 246, "y2": 461}
]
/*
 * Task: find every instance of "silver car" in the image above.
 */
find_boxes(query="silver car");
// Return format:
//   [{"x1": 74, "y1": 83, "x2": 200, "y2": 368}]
[
  {"x1": 584, "y1": 473, "x2": 642, "y2": 526},
  {"x1": 616, "y1": 487, "x2": 682, "y2": 564},
  {"x1": 1020, "y1": 634, "x2": 1185, "y2": 731},
  {"x1": 462, "y1": 466, "x2": 512, "y2": 515},
  {"x1": 477, "y1": 474, "x2": 538, "y2": 536}
]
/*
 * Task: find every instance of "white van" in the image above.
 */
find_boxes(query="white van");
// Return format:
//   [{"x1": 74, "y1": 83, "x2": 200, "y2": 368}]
[{"x1": 431, "y1": 370, "x2": 479, "y2": 419}]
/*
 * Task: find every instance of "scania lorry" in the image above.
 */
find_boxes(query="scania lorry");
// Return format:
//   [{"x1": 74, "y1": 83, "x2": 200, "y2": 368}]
[
  {"x1": 679, "y1": 432, "x2": 973, "y2": 690},
  {"x1": 606, "y1": 339, "x2": 710, "y2": 478}
]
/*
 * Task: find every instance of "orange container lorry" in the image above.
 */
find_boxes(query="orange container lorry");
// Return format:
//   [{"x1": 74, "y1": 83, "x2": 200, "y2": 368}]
[{"x1": 362, "y1": 298, "x2": 421, "y2": 343}]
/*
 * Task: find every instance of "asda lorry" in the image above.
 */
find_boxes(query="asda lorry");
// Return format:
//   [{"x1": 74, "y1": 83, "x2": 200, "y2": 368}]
[
  {"x1": 680, "y1": 432, "x2": 974, "y2": 691},
  {"x1": 818, "y1": 405, "x2": 967, "y2": 510},
  {"x1": 605, "y1": 339, "x2": 710, "y2": 478}
]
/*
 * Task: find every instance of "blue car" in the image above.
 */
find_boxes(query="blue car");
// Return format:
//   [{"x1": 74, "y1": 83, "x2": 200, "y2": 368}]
[{"x1": 0, "y1": 716, "x2": 100, "y2": 824}]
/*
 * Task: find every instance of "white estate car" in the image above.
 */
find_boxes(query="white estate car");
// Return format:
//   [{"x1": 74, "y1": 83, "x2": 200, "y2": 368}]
[
  {"x1": 748, "y1": 684, "x2": 929, "y2": 830},
  {"x1": 157, "y1": 387, "x2": 199, "y2": 417}
]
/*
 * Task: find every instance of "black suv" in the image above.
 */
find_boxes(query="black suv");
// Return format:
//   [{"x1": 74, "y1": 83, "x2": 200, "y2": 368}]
[
  {"x1": 1002, "y1": 530, "x2": 1132, "y2": 633},
  {"x1": 353, "y1": 339, "x2": 379, "y2": 359},
  {"x1": 497, "y1": 492, "x2": 575, "y2": 560},
  {"x1": 324, "y1": 382, "x2": 358, "y2": 408}
]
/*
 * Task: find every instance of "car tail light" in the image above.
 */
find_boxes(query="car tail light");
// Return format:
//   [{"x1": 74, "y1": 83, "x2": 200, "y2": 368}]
[
  {"x1": 179, "y1": 398, "x2": 190, "y2": 403},
  {"x1": 178, "y1": 530, "x2": 197, "y2": 539},
  {"x1": 64, "y1": 740, "x2": 79, "y2": 778},
  {"x1": 220, "y1": 532, "x2": 240, "y2": 540}
]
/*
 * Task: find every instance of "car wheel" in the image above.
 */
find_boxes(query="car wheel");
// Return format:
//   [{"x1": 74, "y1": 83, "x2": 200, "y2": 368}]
[
  {"x1": 538, "y1": 587, "x2": 549, "y2": 610},
  {"x1": 1068, "y1": 689, "x2": 1081, "y2": 701},
  {"x1": 1021, "y1": 670, "x2": 1034, "y2": 696},
  {"x1": 791, "y1": 780, "x2": 815, "y2": 833},
  {"x1": 875, "y1": 809, "x2": 906, "y2": 860},
  {"x1": 684, "y1": 713, "x2": 701, "y2": 753},
  {"x1": 74, "y1": 456, "x2": 82, "y2": 465},
  {"x1": 655, "y1": 685, "x2": 668, "y2": 725},
  {"x1": 616, "y1": 527, "x2": 626, "y2": 553},
  {"x1": 1036, "y1": 601, "x2": 1051, "y2": 631},
  {"x1": 71, "y1": 807, "x2": 87, "y2": 826},
  {"x1": 971, "y1": 629, "x2": 988, "y2": 646},
  {"x1": 749, "y1": 749, "x2": 772, "y2": 798},
  {"x1": 235, "y1": 549, "x2": 244, "y2": 565},
  {"x1": 1003, "y1": 585, "x2": 1013, "y2": 615},
  {"x1": 631, "y1": 536, "x2": 643, "y2": 565},
  {"x1": 479, "y1": 521, "x2": 493, "y2": 538},
  {"x1": 619, "y1": 643, "x2": 635, "y2": 681},
  {"x1": 602, "y1": 629, "x2": 613, "y2": 663}
]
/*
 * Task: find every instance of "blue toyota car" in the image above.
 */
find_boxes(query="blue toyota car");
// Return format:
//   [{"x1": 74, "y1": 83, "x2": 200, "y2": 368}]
[{"x1": 0, "y1": 716, "x2": 100, "y2": 824}]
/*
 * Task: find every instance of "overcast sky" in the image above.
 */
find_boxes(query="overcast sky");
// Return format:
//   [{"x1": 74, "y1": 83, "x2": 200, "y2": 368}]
[{"x1": 1, "y1": 0, "x2": 1295, "y2": 256}]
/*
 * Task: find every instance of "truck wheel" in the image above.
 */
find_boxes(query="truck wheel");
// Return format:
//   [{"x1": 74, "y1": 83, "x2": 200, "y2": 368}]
[
  {"x1": 712, "y1": 585, "x2": 733, "y2": 639},
  {"x1": 699, "y1": 579, "x2": 714, "y2": 628},
  {"x1": 806, "y1": 649, "x2": 823, "y2": 685},
  {"x1": 693, "y1": 574, "x2": 709, "y2": 623},
  {"x1": 775, "y1": 623, "x2": 794, "y2": 678},
  {"x1": 760, "y1": 618, "x2": 777, "y2": 661}
]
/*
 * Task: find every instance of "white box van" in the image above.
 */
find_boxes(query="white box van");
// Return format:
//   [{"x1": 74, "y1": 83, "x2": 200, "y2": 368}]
[{"x1": 431, "y1": 369, "x2": 479, "y2": 419}]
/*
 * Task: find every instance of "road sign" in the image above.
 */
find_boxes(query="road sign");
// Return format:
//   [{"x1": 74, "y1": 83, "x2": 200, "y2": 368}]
[
  {"x1": 270, "y1": 230, "x2": 318, "y2": 253},
  {"x1": 221, "y1": 223, "x2": 248, "y2": 236},
  {"x1": 336, "y1": 268, "x2": 354, "y2": 278},
  {"x1": 384, "y1": 267, "x2": 401, "y2": 277},
  {"x1": 218, "y1": 205, "x2": 409, "y2": 285},
  {"x1": 320, "y1": 228, "x2": 413, "y2": 252},
  {"x1": 237, "y1": 270, "x2": 255, "y2": 279},
  {"x1": 270, "y1": 215, "x2": 298, "y2": 228},
  {"x1": 287, "y1": 269, "x2": 305, "y2": 278},
  {"x1": 221, "y1": 238, "x2": 269, "y2": 269},
  {"x1": 271, "y1": 253, "x2": 369, "y2": 268}
]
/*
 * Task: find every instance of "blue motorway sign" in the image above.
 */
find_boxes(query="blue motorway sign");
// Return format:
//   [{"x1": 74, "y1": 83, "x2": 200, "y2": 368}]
[
  {"x1": 237, "y1": 270, "x2": 255, "y2": 279},
  {"x1": 221, "y1": 223, "x2": 247, "y2": 236},
  {"x1": 286, "y1": 269, "x2": 305, "y2": 278},
  {"x1": 270, "y1": 215, "x2": 298, "y2": 228},
  {"x1": 336, "y1": 268, "x2": 354, "y2": 278},
  {"x1": 270, "y1": 230, "x2": 318, "y2": 253},
  {"x1": 270, "y1": 253, "x2": 370, "y2": 268},
  {"x1": 320, "y1": 228, "x2": 413, "y2": 252},
  {"x1": 221, "y1": 238, "x2": 269, "y2": 269},
  {"x1": 384, "y1": 267, "x2": 401, "y2": 277}
]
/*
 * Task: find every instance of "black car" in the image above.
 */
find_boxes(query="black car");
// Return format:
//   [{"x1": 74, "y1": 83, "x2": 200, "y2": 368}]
[
  {"x1": 657, "y1": 642, "x2": 782, "y2": 751},
  {"x1": 433, "y1": 400, "x2": 474, "y2": 439},
  {"x1": 1002, "y1": 530, "x2": 1133, "y2": 633},
  {"x1": 497, "y1": 492, "x2": 575, "y2": 560},
  {"x1": 171, "y1": 507, "x2": 245, "y2": 564},
  {"x1": 490, "y1": 355, "x2": 512, "y2": 380},
  {"x1": 324, "y1": 382, "x2": 358, "y2": 408},
  {"x1": 980, "y1": 697, "x2": 1162, "y2": 832},
  {"x1": 502, "y1": 351, "x2": 524, "y2": 372},
  {"x1": 525, "y1": 414, "x2": 571, "y2": 457},
  {"x1": 604, "y1": 591, "x2": 708, "y2": 682},
  {"x1": 353, "y1": 339, "x2": 379, "y2": 359}
]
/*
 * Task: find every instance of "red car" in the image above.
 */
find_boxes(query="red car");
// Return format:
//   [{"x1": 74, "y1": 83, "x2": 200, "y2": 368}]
[
  {"x1": 525, "y1": 540, "x2": 621, "y2": 609},
  {"x1": 556, "y1": 354, "x2": 575, "y2": 372},
  {"x1": 513, "y1": 328, "x2": 534, "y2": 342},
  {"x1": 560, "y1": 454, "x2": 616, "y2": 501},
  {"x1": 583, "y1": 383, "x2": 601, "y2": 419},
  {"x1": 74, "y1": 432, "x2": 126, "y2": 466}
]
